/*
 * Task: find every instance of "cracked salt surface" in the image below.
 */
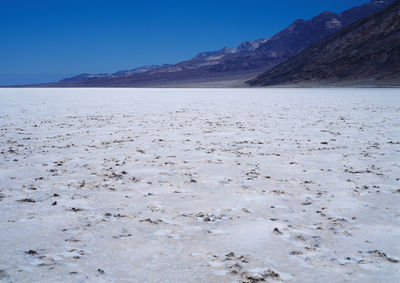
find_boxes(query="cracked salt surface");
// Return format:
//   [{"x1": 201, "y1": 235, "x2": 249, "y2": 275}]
[{"x1": 0, "y1": 88, "x2": 399, "y2": 282}]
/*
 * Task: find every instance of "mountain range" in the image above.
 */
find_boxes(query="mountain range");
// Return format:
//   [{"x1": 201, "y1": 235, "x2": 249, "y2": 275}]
[
  {"x1": 16, "y1": 0, "x2": 399, "y2": 87},
  {"x1": 247, "y1": 0, "x2": 400, "y2": 86}
]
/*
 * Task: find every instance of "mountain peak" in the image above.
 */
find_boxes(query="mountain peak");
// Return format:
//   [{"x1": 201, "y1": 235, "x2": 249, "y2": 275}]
[
  {"x1": 234, "y1": 38, "x2": 270, "y2": 53},
  {"x1": 192, "y1": 47, "x2": 234, "y2": 61},
  {"x1": 320, "y1": 11, "x2": 336, "y2": 15}
]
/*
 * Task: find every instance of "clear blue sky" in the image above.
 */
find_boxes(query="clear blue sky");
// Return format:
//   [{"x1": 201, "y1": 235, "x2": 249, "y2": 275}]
[{"x1": 0, "y1": 0, "x2": 369, "y2": 85}]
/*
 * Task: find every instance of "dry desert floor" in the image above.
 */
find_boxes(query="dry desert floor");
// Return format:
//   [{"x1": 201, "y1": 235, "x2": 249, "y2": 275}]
[{"x1": 0, "y1": 88, "x2": 399, "y2": 282}]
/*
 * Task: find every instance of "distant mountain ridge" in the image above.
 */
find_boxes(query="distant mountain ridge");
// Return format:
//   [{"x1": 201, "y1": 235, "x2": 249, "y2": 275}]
[
  {"x1": 246, "y1": 0, "x2": 400, "y2": 86},
  {"x1": 48, "y1": 0, "x2": 396, "y2": 87},
  {"x1": 61, "y1": 38, "x2": 270, "y2": 83},
  {"x1": 61, "y1": 64, "x2": 172, "y2": 82}
]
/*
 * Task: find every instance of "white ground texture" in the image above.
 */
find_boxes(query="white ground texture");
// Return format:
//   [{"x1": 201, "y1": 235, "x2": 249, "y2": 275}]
[{"x1": 0, "y1": 88, "x2": 399, "y2": 283}]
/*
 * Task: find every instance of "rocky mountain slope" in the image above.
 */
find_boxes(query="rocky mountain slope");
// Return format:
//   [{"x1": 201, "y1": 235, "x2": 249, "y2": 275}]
[
  {"x1": 51, "y1": 0, "x2": 396, "y2": 87},
  {"x1": 247, "y1": 0, "x2": 400, "y2": 86}
]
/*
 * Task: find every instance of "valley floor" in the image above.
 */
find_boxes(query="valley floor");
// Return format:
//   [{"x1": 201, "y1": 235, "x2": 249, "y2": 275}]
[{"x1": 0, "y1": 88, "x2": 399, "y2": 282}]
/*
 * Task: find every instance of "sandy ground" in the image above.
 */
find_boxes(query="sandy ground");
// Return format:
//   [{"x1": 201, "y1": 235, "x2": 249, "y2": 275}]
[{"x1": 0, "y1": 88, "x2": 399, "y2": 283}]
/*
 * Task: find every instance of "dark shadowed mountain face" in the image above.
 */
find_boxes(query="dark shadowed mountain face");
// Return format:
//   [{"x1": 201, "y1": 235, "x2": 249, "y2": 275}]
[
  {"x1": 55, "y1": 0, "x2": 396, "y2": 87},
  {"x1": 255, "y1": 0, "x2": 396, "y2": 60},
  {"x1": 247, "y1": 1, "x2": 400, "y2": 86}
]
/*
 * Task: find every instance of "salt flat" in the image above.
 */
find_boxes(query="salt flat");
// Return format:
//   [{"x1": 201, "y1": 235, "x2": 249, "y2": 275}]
[{"x1": 0, "y1": 88, "x2": 399, "y2": 283}]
